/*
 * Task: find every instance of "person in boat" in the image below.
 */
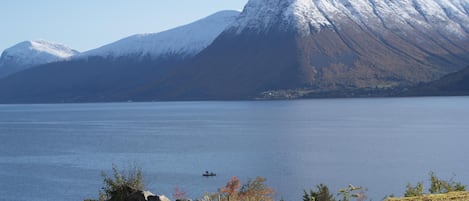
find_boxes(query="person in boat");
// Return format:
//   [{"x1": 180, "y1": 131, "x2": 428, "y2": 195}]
[{"x1": 204, "y1": 171, "x2": 216, "y2": 176}]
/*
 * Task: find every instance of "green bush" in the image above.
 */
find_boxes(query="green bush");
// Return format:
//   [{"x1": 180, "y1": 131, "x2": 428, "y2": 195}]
[
  {"x1": 429, "y1": 172, "x2": 466, "y2": 194},
  {"x1": 403, "y1": 172, "x2": 466, "y2": 197},
  {"x1": 404, "y1": 182, "x2": 424, "y2": 197},
  {"x1": 101, "y1": 164, "x2": 145, "y2": 201}
]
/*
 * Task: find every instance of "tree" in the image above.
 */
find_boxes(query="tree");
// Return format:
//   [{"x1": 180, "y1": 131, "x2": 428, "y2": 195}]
[
  {"x1": 303, "y1": 190, "x2": 315, "y2": 201},
  {"x1": 338, "y1": 184, "x2": 366, "y2": 201},
  {"x1": 217, "y1": 176, "x2": 274, "y2": 201},
  {"x1": 239, "y1": 177, "x2": 274, "y2": 201},
  {"x1": 314, "y1": 184, "x2": 335, "y2": 201},
  {"x1": 220, "y1": 176, "x2": 241, "y2": 201},
  {"x1": 303, "y1": 184, "x2": 335, "y2": 201}
]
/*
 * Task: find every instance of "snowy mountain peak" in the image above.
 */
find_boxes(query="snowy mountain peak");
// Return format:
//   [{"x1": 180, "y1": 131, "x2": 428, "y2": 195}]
[
  {"x1": 0, "y1": 40, "x2": 78, "y2": 78},
  {"x1": 227, "y1": 0, "x2": 333, "y2": 34},
  {"x1": 80, "y1": 10, "x2": 240, "y2": 59},
  {"x1": 228, "y1": 0, "x2": 469, "y2": 36},
  {"x1": 4, "y1": 40, "x2": 78, "y2": 59}
]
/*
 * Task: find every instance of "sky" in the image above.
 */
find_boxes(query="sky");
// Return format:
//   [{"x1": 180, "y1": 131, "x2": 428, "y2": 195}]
[{"x1": 0, "y1": 0, "x2": 248, "y2": 53}]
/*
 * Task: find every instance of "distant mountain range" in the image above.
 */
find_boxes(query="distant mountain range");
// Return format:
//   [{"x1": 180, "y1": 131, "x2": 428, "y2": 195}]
[{"x1": 0, "y1": 0, "x2": 468, "y2": 103}]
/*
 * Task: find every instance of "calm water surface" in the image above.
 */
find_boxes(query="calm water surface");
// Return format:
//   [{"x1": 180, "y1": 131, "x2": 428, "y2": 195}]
[{"x1": 0, "y1": 97, "x2": 468, "y2": 201}]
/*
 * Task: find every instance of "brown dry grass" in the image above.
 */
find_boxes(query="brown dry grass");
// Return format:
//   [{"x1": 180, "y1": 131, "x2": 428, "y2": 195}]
[{"x1": 385, "y1": 191, "x2": 469, "y2": 201}]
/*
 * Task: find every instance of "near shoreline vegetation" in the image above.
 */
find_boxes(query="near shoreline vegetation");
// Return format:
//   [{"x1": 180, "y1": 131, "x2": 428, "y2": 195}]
[{"x1": 84, "y1": 165, "x2": 468, "y2": 201}]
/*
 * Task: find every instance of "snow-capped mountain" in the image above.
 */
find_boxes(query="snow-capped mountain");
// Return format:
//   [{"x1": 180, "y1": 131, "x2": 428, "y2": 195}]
[
  {"x1": 1, "y1": 0, "x2": 469, "y2": 103},
  {"x1": 0, "y1": 40, "x2": 78, "y2": 78},
  {"x1": 80, "y1": 10, "x2": 239, "y2": 59},
  {"x1": 156, "y1": 0, "x2": 469, "y2": 99},
  {"x1": 229, "y1": 0, "x2": 469, "y2": 37},
  {"x1": 228, "y1": 0, "x2": 331, "y2": 34}
]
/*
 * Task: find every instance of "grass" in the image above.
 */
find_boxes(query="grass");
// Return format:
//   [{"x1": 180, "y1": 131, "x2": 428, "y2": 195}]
[{"x1": 385, "y1": 191, "x2": 469, "y2": 201}]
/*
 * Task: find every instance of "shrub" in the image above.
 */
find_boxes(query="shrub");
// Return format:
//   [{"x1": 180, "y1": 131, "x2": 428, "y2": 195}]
[
  {"x1": 429, "y1": 172, "x2": 466, "y2": 194},
  {"x1": 404, "y1": 182, "x2": 424, "y2": 197},
  {"x1": 215, "y1": 176, "x2": 274, "y2": 201},
  {"x1": 403, "y1": 172, "x2": 466, "y2": 197},
  {"x1": 174, "y1": 185, "x2": 187, "y2": 200},
  {"x1": 101, "y1": 164, "x2": 145, "y2": 201}
]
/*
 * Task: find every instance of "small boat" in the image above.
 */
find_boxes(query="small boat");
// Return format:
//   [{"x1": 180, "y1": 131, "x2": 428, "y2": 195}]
[{"x1": 203, "y1": 171, "x2": 216, "y2": 177}]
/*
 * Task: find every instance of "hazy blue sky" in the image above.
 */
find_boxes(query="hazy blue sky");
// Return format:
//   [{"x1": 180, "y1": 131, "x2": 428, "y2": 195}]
[{"x1": 1, "y1": 0, "x2": 248, "y2": 53}]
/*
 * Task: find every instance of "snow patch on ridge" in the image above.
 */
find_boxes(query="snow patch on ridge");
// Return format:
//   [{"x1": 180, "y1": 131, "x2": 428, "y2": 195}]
[
  {"x1": 228, "y1": 0, "x2": 332, "y2": 34},
  {"x1": 2, "y1": 40, "x2": 77, "y2": 61},
  {"x1": 284, "y1": 0, "x2": 331, "y2": 33},
  {"x1": 0, "y1": 40, "x2": 78, "y2": 77},
  {"x1": 80, "y1": 10, "x2": 240, "y2": 59}
]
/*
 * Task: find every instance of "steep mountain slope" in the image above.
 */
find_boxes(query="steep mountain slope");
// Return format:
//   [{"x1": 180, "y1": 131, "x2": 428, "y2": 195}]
[
  {"x1": 1, "y1": 0, "x2": 469, "y2": 103},
  {"x1": 79, "y1": 10, "x2": 239, "y2": 59},
  {"x1": 151, "y1": 0, "x2": 469, "y2": 100},
  {"x1": 404, "y1": 66, "x2": 469, "y2": 96},
  {"x1": 0, "y1": 40, "x2": 78, "y2": 78}
]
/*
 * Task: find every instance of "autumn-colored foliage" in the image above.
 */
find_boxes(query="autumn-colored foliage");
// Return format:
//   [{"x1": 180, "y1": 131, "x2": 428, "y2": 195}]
[
  {"x1": 174, "y1": 185, "x2": 187, "y2": 200},
  {"x1": 239, "y1": 177, "x2": 274, "y2": 201},
  {"x1": 217, "y1": 176, "x2": 273, "y2": 201},
  {"x1": 221, "y1": 177, "x2": 241, "y2": 194}
]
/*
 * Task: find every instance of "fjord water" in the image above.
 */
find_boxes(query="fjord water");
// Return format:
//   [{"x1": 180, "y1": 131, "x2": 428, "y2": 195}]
[{"x1": 1, "y1": 97, "x2": 468, "y2": 201}]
